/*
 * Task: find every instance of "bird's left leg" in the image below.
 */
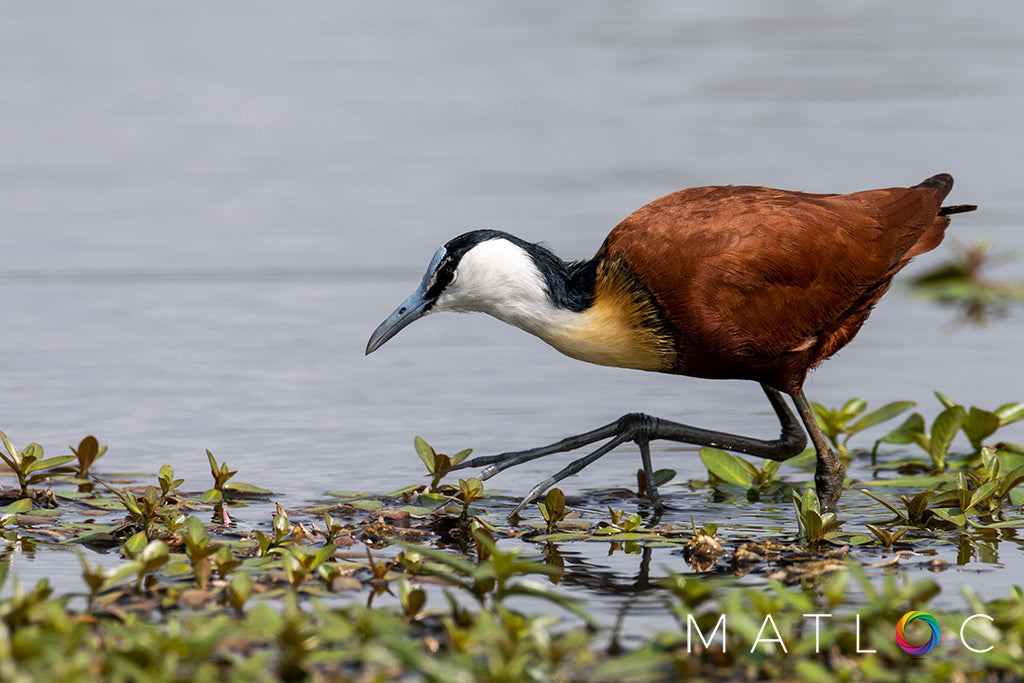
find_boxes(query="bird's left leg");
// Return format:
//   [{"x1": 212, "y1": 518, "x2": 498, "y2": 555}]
[{"x1": 791, "y1": 390, "x2": 846, "y2": 514}]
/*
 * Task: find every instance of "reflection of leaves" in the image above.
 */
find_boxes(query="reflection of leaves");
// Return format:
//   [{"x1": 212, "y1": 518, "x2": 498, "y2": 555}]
[{"x1": 908, "y1": 240, "x2": 1024, "y2": 324}]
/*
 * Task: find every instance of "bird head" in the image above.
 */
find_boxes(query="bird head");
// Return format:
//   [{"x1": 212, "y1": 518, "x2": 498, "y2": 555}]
[{"x1": 365, "y1": 230, "x2": 554, "y2": 355}]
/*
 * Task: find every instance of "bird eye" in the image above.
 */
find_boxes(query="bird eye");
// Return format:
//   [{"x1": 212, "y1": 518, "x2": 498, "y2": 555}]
[{"x1": 399, "y1": 306, "x2": 407, "y2": 315}]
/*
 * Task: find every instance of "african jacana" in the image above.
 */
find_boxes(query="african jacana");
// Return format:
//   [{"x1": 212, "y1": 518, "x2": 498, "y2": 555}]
[{"x1": 366, "y1": 173, "x2": 975, "y2": 517}]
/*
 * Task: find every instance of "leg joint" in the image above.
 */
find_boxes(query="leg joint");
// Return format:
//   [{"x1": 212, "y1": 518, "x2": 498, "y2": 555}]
[
  {"x1": 780, "y1": 425, "x2": 808, "y2": 458},
  {"x1": 616, "y1": 412, "x2": 657, "y2": 439}
]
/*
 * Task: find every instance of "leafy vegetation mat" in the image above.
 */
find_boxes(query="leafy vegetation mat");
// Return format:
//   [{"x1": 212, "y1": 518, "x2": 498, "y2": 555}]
[{"x1": 2, "y1": 392, "x2": 1024, "y2": 681}]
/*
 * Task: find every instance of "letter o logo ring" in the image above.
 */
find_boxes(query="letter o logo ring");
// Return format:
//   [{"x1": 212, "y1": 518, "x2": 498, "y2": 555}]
[{"x1": 895, "y1": 611, "x2": 940, "y2": 655}]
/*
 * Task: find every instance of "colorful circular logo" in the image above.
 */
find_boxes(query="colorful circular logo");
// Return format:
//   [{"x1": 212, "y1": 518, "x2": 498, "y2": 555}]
[{"x1": 895, "y1": 611, "x2": 940, "y2": 654}]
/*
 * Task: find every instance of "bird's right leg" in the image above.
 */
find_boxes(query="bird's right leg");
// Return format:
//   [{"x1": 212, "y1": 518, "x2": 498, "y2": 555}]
[{"x1": 442, "y1": 384, "x2": 809, "y2": 518}]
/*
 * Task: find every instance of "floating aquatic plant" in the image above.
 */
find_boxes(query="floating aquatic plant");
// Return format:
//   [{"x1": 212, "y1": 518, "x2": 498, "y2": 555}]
[
  {"x1": 69, "y1": 435, "x2": 107, "y2": 479},
  {"x1": 811, "y1": 398, "x2": 916, "y2": 457},
  {"x1": 0, "y1": 431, "x2": 75, "y2": 499},
  {"x1": 699, "y1": 446, "x2": 783, "y2": 489},
  {"x1": 414, "y1": 436, "x2": 472, "y2": 494},
  {"x1": 537, "y1": 487, "x2": 567, "y2": 534},
  {"x1": 792, "y1": 487, "x2": 846, "y2": 549},
  {"x1": 0, "y1": 417, "x2": 1022, "y2": 681}
]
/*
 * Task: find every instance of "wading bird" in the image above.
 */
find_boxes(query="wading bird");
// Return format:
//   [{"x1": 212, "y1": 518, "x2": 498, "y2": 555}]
[{"x1": 366, "y1": 174, "x2": 975, "y2": 517}]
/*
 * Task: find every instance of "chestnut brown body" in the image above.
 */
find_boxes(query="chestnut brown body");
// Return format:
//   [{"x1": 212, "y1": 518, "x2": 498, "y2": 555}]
[{"x1": 601, "y1": 174, "x2": 962, "y2": 393}]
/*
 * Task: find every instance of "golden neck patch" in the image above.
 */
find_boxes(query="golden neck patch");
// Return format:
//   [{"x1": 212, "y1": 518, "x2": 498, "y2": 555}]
[{"x1": 539, "y1": 256, "x2": 677, "y2": 372}]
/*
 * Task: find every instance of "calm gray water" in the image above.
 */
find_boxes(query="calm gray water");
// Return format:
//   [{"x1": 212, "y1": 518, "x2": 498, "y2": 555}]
[{"x1": 2, "y1": 1, "x2": 1024, "y2": 618}]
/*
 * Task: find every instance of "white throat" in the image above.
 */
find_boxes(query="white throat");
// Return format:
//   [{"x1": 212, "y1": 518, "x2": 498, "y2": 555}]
[{"x1": 433, "y1": 238, "x2": 572, "y2": 336}]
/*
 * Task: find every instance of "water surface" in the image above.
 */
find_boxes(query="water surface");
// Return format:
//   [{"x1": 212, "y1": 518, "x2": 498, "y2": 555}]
[{"x1": 2, "y1": 1, "x2": 1023, "y2": 625}]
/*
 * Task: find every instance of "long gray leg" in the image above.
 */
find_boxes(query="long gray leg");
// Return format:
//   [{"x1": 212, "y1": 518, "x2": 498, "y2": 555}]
[
  {"x1": 792, "y1": 390, "x2": 847, "y2": 514},
  {"x1": 444, "y1": 383, "x2": 815, "y2": 519}
]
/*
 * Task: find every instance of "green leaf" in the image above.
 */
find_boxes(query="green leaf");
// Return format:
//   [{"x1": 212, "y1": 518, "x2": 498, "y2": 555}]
[
  {"x1": 759, "y1": 460, "x2": 781, "y2": 481},
  {"x1": 71, "y1": 435, "x2": 101, "y2": 469},
  {"x1": 994, "y1": 465, "x2": 1024, "y2": 501},
  {"x1": 123, "y1": 531, "x2": 149, "y2": 557},
  {"x1": 200, "y1": 489, "x2": 223, "y2": 504},
  {"x1": 622, "y1": 513, "x2": 643, "y2": 532},
  {"x1": 105, "y1": 561, "x2": 143, "y2": 584},
  {"x1": 736, "y1": 457, "x2": 759, "y2": 480},
  {"x1": 857, "y1": 475, "x2": 951, "y2": 488},
  {"x1": 859, "y1": 489, "x2": 905, "y2": 518},
  {"x1": 450, "y1": 448, "x2": 473, "y2": 467},
  {"x1": 343, "y1": 498, "x2": 382, "y2": 512},
  {"x1": 544, "y1": 488, "x2": 565, "y2": 517},
  {"x1": 803, "y1": 510, "x2": 823, "y2": 539},
  {"x1": 864, "y1": 523, "x2": 890, "y2": 545},
  {"x1": 930, "y1": 405, "x2": 967, "y2": 466},
  {"x1": 967, "y1": 518, "x2": 1024, "y2": 529},
  {"x1": 0, "y1": 499, "x2": 33, "y2": 515},
  {"x1": 962, "y1": 407, "x2": 1001, "y2": 449},
  {"x1": 811, "y1": 402, "x2": 842, "y2": 442},
  {"x1": 839, "y1": 398, "x2": 868, "y2": 421},
  {"x1": 995, "y1": 402, "x2": 1024, "y2": 426},
  {"x1": 311, "y1": 543, "x2": 337, "y2": 569},
  {"x1": 183, "y1": 515, "x2": 211, "y2": 544},
  {"x1": 537, "y1": 501, "x2": 551, "y2": 522},
  {"x1": 967, "y1": 479, "x2": 1001, "y2": 511},
  {"x1": 876, "y1": 413, "x2": 926, "y2": 445},
  {"x1": 848, "y1": 401, "x2": 915, "y2": 435},
  {"x1": 224, "y1": 481, "x2": 272, "y2": 494},
  {"x1": 393, "y1": 539, "x2": 477, "y2": 576},
  {"x1": 460, "y1": 477, "x2": 484, "y2": 499},
  {"x1": 227, "y1": 572, "x2": 253, "y2": 610},
  {"x1": 699, "y1": 447, "x2": 754, "y2": 487},
  {"x1": 414, "y1": 436, "x2": 436, "y2": 472},
  {"x1": 0, "y1": 430, "x2": 20, "y2": 461},
  {"x1": 79, "y1": 496, "x2": 134, "y2": 511},
  {"x1": 652, "y1": 468, "x2": 676, "y2": 487},
  {"x1": 930, "y1": 508, "x2": 967, "y2": 527},
  {"x1": 934, "y1": 391, "x2": 958, "y2": 410},
  {"x1": 23, "y1": 455, "x2": 76, "y2": 475},
  {"x1": 801, "y1": 486, "x2": 820, "y2": 515},
  {"x1": 903, "y1": 486, "x2": 939, "y2": 521},
  {"x1": 139, "y1": 539, "x2": 170, "y2": 568},
  {"x1": 20, "y1": 443, "x2": 43, "y2": 469}
]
